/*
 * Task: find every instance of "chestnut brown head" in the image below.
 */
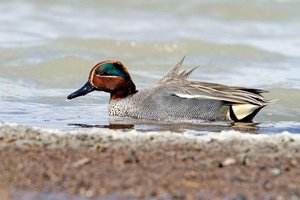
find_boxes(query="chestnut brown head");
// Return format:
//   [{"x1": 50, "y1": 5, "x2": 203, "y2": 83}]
[{"x1": 67, "y1": 60, "x2": 137, "y2": 100}]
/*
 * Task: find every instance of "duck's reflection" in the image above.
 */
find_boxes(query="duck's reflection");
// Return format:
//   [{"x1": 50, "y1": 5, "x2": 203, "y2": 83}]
[
  {"x1": 68, "y1": 123, "x2": 134, "y2": 129},
  {"x1": 68, "y1": 117, "x2": 260, "y2": 134}
]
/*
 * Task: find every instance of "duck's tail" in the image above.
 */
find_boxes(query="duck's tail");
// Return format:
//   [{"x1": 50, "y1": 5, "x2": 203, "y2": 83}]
[{"x1": 228, "y1": 103, "x2": 266, "y2": 122}]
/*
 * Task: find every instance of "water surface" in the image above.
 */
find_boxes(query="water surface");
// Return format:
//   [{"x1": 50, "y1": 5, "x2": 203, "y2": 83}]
[{"x1": 1, "y1": 0, "x2": 300, "y2": 134}]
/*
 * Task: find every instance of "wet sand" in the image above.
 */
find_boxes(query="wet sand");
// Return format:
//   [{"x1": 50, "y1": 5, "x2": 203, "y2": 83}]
[{"x1": 0, "y1": 124, "x2": 299, "y2": 200}]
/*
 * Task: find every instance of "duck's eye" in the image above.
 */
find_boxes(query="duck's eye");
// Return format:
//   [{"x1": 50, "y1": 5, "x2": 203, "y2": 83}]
[{"x1": 98, "y1": 71, "x2": 109, "y2": 76}]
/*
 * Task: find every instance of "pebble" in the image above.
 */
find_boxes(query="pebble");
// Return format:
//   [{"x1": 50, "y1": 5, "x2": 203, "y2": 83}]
[
  {"x1": 263, "y1": 180, "x2": 273, "y2": 190},
  {"x1": 71, "y1": 158, "x2": 91, "y2": 168},
  {"x1": 240, "y1": 154, "x2": 249, "y2": 166},
  {"x1": 276, "y1": 196, "x2": 284, "y2": 200},
  {"x1": 289, "y1": 159, "x2": 298, "y2": 167},
  {"x1": 124, "y1": 150, "x2": 139, "y2": 164},
  {"x1": 221, "y1": 158, "x2": 236, "y2": 167},
  {"x1": 270, "y1": 168, "x2": 281, "y2": 176},
  {"x1": 4, "y1": 138, "x2": 16, "y2": 143},
  {"x1": 85, "y1": 189, "x2": 94, "y2": 197},
  {"x1": 96, "y1": 144, "x2": 107, "y2": 152}
]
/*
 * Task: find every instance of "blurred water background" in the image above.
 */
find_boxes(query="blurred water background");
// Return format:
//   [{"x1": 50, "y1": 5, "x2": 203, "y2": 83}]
[{"x1": 0, "y1": 0, "x2": 300, "y2": 133}]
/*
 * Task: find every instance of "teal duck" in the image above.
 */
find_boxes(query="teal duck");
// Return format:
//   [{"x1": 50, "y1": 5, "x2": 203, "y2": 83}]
[{"x1": 67, "y1": 57, "x2": 269, "y2": 122}]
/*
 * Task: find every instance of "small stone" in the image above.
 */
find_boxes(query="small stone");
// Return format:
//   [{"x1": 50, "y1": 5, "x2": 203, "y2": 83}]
[
  {"x1": 240, "y1": 154, "x2": 249, "y2": 166},
  {"x1": 276, "y1": 196, "x2": 284, "y2": 200},
  {"x1": 124, "y1": 150, "x2": 139, "y2": 164},
  {"x1": 263, "y1": 181, "x2": 273, "y2": 190},
  {"x1": 85, "y1": 189, "x2": 94, "y2": 197},
  {"x1": 270, "y1": 168, "x2": 281, "y2": 176},
  {"x1": 79, "y1": 187, "x2": 86, "y2": 196},
  {"x1": 4, "y1": 137, "x2": 16, "y2": 143},
  {"x1": 221, "y1": 158, "x2": 236, "y2": 167},
  {"x1": 290, "y1": 159, "x2": 298, "y2": 167},
  {"x1": 72, "y1": 158, "x2": 91, "y2": 168},
  {"x1": 96, "y1": 144, "x2": 107, "y2": 152}
]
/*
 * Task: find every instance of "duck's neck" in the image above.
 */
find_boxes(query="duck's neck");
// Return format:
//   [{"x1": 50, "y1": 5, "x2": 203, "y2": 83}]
[{"x1": 110, "y1": 80, "x2": 137, "y2": 101}]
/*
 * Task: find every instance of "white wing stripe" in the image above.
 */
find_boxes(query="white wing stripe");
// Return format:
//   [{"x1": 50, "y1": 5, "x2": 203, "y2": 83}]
[{"x1": 175, "y1": 93, "x2": 226, "y2": 101}]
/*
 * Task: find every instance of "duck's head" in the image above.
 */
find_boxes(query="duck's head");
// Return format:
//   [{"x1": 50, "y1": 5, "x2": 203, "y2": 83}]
[{"x1": 67, "y1": 60, "x2": 137, "y2": 101}]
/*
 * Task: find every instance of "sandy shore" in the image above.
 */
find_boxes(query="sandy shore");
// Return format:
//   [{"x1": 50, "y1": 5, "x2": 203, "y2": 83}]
[{"x1": 0, "y1": 124, "x2": 300, "y2": 200}]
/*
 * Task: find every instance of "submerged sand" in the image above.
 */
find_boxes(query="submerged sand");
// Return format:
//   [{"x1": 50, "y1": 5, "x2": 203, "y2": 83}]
[{"x1": 0, "y1": 124, "x2": 299, "y2": 200}]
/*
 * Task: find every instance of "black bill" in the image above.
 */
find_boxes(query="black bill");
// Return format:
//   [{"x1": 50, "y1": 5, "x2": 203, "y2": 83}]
[{"x1": 67, "y1": 81, "x2": 95, "y2": 100}]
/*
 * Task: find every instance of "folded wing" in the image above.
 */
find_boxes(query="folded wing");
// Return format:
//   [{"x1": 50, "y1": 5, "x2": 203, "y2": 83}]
[{"x1": 154, "y1": 57, "x2": 270, "y2": 122}]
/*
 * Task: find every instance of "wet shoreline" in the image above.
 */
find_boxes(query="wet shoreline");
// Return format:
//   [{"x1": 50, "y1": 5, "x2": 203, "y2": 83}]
[{"x1": 0, "y1": 124, "x2": 299, "y2": 199}]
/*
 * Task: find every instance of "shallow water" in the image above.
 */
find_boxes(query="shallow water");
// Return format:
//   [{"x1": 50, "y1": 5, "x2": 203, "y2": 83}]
[{"x1": 1, "y1": 0, "x2": 300, "y2": 134}]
